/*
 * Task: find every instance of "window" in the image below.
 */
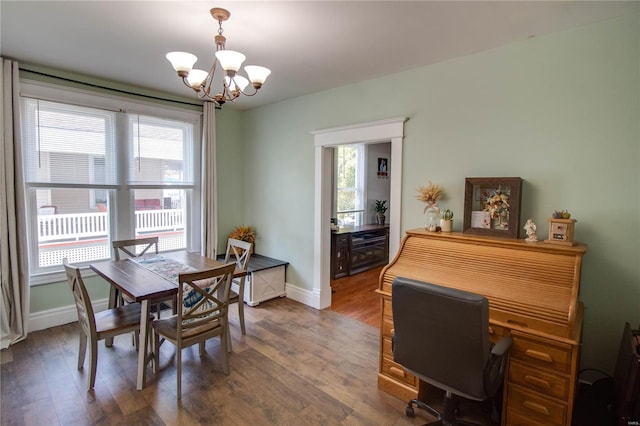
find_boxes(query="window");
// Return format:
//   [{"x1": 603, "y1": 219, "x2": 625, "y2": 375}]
[
  {"x1": 335, "y1": 145, "x2": 364, "y2": 227},
  {"x1": 20, "y1": 82, "x2": 201, "y2": 282}
]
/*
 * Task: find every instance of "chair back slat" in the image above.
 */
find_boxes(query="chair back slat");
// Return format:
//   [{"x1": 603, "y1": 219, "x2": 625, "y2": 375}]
[
  {"x1": 63, "y1": 258, "x2": 97, "y2": 338},
  {"x1": 224, "y1": 238, "x2": 252, "y2": 270},
  {"x1": 112, "y1": 237, "x2": 159, "y2": 260},
  {"x1": 178, "y1": 263, "x2": 236, "y2": 331}
]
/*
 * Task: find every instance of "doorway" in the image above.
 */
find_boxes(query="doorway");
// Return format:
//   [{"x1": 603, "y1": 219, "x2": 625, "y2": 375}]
[{"x1": 311, "y1": 117, "x2": 407, "y2": 310}]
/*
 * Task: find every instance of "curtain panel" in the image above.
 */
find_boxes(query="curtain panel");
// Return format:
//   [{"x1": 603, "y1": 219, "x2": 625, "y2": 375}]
[
  {"x1": 201, "y1": 102, "x2": 217, "y2": 259},
  {"x1": 1, "y1": 58, "x2": 29, "y2": 349}
]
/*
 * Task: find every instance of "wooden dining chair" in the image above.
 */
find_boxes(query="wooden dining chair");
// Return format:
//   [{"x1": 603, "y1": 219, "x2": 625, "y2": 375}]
[
  {"x1": 63, "y1": 258, "x2": 151, "y2": 390},
  {"x1": 112, "y1": 237, "x2": 176, "y2": 318},
  {"x1": 223, "y1": 238, "x2": 252, "y2": 350},
  {"x1": 151, "y1": 262, "x2": 236, "y2": 399},
  {"x1": 112, "y1": 236, "x2": 158, "y2": 261}
]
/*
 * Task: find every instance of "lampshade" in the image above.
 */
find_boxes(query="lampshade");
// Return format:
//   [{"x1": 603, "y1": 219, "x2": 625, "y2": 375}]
[
  {"x1": 215, "y1": 50, "x2": 246, "y2": 72},
  {"x1": 225, "y1": 75, "x2": 249, "y2": 92},
  {"x1": 245, "y1": 65, "x2": 271, "y2": 85},
  {"x1": 166, "y1": 52, "x2": 198, "y2": 73},
  {"x1": 187, "y1": 69, "x2": 209, "y2": 89}
]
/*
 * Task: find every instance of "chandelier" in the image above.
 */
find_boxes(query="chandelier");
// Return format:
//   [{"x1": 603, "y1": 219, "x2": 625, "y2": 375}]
[{"x1": 166, "y1": 7, "x2": 271, "y2": 107}]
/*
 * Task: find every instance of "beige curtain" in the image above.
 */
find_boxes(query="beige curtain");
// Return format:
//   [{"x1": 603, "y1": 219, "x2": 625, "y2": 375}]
[
  {"x1": 0, "y1": 58, "x2": 29, "y2": 349},
  {"x1": 201, "y1": 102, "x2": 218, "y2": 259}
]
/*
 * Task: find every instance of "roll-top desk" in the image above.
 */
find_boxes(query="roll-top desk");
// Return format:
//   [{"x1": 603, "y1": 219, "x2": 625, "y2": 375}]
[{"x1": 377, "y1": 229, "x2": 587, "y2": 425}]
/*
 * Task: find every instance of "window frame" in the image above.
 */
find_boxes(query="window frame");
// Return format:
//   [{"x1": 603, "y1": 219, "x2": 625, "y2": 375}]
[
  {"x1": 334, "y1": 144, "x2": 365, "y2": 227},
  {"x1": 20, "y1": 80, "x2": 203, "y2": 285}
]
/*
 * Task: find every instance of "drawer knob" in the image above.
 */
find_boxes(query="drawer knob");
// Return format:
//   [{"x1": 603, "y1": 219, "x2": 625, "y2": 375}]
[
  {"x1": 389, "y1": 366, "x2": 406, "y2": 377},
  {"x1": 525, "y1": 349, "x2": 553, "y2": 363},
  {"x1": 522, "y1": 400, "x2": 550, "y2": 416},
  {"x1": 524, "y1": 375, "x2": 552, "y2": 389}
]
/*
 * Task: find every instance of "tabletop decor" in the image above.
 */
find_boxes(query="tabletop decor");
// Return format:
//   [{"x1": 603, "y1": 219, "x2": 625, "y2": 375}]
[
  {"x1": 463, "y1": 177, "x2": 522, "y2": 239},
  {"x1": 416, "y1": 181, "x2": 443, "y2": 232},
  {"x1": 440, "y1": 209, "x2": 454, "y2": 232},
  {"x1": 523, "y1": 219, "x2": 538, "y2": 242},
  {"x1": 544, "y1": 214, "x2": 577, "y2": 246}
]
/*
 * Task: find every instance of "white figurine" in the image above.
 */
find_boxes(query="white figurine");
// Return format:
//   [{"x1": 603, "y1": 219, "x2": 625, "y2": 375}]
[{"x1": 524, "y1": 219, "x2": 538, "y2": 242}]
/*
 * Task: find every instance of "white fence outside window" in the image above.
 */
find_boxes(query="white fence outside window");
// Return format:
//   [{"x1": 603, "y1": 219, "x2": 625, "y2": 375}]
[{"x1": 37, "y1": 209, "x2": 185, "y2": 267}]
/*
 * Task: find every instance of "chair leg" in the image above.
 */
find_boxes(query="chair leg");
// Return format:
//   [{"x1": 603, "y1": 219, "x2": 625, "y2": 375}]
[
  {"x1": 199, "y1": 341, "x2": 205, "y2": 357},
  {"x1": 236, "y1": 278, "x2": 247, "y2": 335},
  {"x1": 221, "y1": 332, "x2": 230, "y2": 375},
  {"x1": 88, "y1": 338, "x2": 98, "y2": 390},
  {"x1": 77, "y1": 333, "x2": 87, "y2": 370},
  {"x1": 226, "y1": 322, "x2": 233, "y2": 353},
  {"x1": 176, "y1": 347, "x2": 182, "y2": 400},
  {"x1": 238, "y1": 300, "x2": 246, "y2": 335},
  {"x1": 132, "y1": 331, "x2": 139, "y2": 350},
  {"x1": 153, "y1": 329, "x2": 160, "y2": 374}
]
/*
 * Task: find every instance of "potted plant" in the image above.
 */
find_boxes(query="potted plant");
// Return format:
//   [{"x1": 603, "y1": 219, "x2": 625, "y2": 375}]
[
  {"x1": 228, "y1": 225, "x2": 257, "y2": 253},
  {"x1": 374, "y1": 200, "x2": 388, "y2": 225},
  {"x1": 440, "y1": 209, "x2": 454, "y2": 232}
]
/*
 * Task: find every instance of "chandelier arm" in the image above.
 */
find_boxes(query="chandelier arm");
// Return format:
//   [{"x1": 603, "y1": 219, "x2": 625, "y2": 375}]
[
  {"x1": 238, "y1": 85, "x2": 260, "y2": 97},
  {"x1": 201, "y1": 61, "x2": 218, "y2": 96},
  {"x1": 181, "y1": 76, "x2": 193, "y2": 89}
]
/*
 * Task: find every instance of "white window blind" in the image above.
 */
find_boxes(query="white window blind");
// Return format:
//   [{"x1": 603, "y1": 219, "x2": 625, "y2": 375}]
[
  {"x1": 128, "y1": 115, "x2": 194, "y2": 186},
  {"x1": 21, "y1": 98, "x2": 118, "y2": 187}
]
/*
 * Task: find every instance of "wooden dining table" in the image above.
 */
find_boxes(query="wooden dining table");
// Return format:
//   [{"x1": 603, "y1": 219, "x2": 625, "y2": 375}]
[{"x1": 90, "y1": 250, "x2": 246, "y2": 390}]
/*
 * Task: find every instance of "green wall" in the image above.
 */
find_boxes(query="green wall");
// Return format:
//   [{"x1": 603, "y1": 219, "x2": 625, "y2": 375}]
[
  {"x1": 226, "y1": 13, "x2": 639, "y2": 372},
  {"x1": 214, "y1": 108, "x2": 246, "y2": 254}
]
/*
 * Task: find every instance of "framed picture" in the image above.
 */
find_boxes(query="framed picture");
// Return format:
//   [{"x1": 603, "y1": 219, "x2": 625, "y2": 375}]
[
  {"x1": 463, "y1": 177, "x2": 522, "y2": 239},
  {"x1": 377, "y1": 157, "x2": 388, "y2": 178}
]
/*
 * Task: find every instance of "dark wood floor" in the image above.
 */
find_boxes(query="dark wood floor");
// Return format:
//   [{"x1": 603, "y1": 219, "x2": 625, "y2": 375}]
[
  {"x1": 330, "y1": 266, "x2": 383, "y2": 328},
  {"x1": 1, "y1": 296, "x2": 434, "y2": 426}
]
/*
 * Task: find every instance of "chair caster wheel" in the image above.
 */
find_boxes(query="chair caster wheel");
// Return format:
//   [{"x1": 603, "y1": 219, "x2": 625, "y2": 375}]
[{"x1": 405, "y1": 404, "x2": 415, "y2": 418}]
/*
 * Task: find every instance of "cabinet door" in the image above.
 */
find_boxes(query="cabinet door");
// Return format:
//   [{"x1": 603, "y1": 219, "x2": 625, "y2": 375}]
[
  {"x1": 331, "y1": 234, "x2": 350, "y2": 279},
  {"x1": 350, "y1": 229, "x2": 388, "y2": 274}
]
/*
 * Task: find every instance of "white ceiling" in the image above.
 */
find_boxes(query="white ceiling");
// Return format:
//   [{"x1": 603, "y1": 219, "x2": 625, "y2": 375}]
[{"x1": 1, "y1": 1, "x2": 635, "y2": 110}]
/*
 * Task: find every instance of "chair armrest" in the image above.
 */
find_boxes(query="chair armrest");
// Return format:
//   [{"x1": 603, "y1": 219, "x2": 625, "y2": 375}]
[{"x1": 491, "y1": 336, "x2": 513, "y2": 358}]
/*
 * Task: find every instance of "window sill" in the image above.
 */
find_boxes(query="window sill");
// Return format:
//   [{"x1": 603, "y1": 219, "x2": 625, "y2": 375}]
[{"x1": 30, "y1": 266, "x2": 98, "y2": 287}]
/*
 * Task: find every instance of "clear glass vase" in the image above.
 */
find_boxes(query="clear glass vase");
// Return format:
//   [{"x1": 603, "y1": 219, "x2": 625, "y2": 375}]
[{"x1": 424, "y1": 203, "x2": 440, "y2": 232}]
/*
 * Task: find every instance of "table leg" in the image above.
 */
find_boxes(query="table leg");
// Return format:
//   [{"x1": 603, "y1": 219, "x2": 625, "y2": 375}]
[
  {"x1": 136, "y1": 299, "x2": 151, "y2": 391},
  {"x1": 105, "y1": 285, "x2": 119, "y2": 347}
]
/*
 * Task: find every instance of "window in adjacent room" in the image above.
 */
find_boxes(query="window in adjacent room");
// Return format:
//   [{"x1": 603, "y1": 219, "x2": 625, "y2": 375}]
[{"x1": 335, "y1": 144, "x2": 364, "y2": 227}]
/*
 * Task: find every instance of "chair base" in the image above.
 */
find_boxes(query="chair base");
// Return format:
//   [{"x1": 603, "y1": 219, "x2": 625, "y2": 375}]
[{"x1": 405, "y1": 391, "x2": 486, "y2": 426}]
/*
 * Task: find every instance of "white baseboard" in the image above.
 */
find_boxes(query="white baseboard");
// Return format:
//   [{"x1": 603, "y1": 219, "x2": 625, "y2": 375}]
[
  {"x1": 285, "y1": 283, "x2": 323, "y2": 309},
  {"x1": 29, "y1": 285, "x2": 321, "y2": 333},
  {"x1": 29, "y1": 298, "x2": 109, "y2": 333}
]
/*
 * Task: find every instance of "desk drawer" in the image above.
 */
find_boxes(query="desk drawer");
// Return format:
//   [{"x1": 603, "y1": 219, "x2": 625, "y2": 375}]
[
  {"x1": 382, "y1": 316, "x2": 394, "y2": 339},
  {"x1": 382, "y1": 296, "x2": 393, "y2": 318},
  {"x1": 510, "y1": 332, "x2": 572, "y2": 374},
  {"x1": 380, "y1": 357, "x2": 417, "y2": 387},
  {"x1": 505, "y1": 407, "x2": 555, "y2": 426},
  {"x1": 509, "y1": 360, "x2": 569, "y2": 400},
  {"x1": 508, "y1": 384, "x2": 567, "y2": 425}
]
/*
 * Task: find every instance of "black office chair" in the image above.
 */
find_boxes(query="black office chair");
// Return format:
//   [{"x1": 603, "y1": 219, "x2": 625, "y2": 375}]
[{"x1": 392, "y1": 277, "x2": 513, "y2": 425}]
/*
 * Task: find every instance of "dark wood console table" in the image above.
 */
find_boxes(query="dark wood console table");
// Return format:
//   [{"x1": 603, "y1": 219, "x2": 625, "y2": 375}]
[{"x1": 331, "y1": 224, "x2": 389, "y2": 279}]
